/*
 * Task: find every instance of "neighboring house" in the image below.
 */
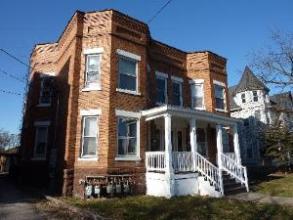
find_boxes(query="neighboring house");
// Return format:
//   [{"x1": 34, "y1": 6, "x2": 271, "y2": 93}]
[
  {"x1": 229, "y1": 66, "x2": 293, "y2": 165},
  {"x1": 0, "y1": 147, "x2": 19, "y2": 174},
  {"x1": 20, "y1": 9, "x2": 248, "y2": 198}
]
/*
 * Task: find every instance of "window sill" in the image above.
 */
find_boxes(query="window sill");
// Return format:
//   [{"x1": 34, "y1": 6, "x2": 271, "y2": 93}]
[
  {"x1": 78, "y1": 157, "x2": 98, "y2": 161},
  {"x1": 115, "y1": 156, "x2": 141, "y2": 161},
  {"x1": 36, "y1": 103, "x2": 51, "y2": 107},
  {"x1": 194, "y1": 107, "x2": 206, "y2": 111},
  {"x1": 116, "y1": 88, "x2": 141, "y2": 96},
  {"x1": 82, "y1": 86, "x2": 102, "y2": 92},
  {"x1": 215, "y1": 108, "x2": 228, "y2": 113}
]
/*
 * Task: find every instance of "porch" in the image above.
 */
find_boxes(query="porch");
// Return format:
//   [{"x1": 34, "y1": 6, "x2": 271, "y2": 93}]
[{"x1": 141, "y1": 105, "x2": 249, "y2": 198}]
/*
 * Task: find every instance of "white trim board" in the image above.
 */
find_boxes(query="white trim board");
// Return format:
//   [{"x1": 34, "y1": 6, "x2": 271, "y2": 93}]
[
  {"x1": 80, "y1": 108, "x2": 102, "y2": 116},
  {"x1": 115, "y1": 109, "x2": 141, "y2": 118},
  {"x1": 116, "y1": 49, "x2": 141, "y2": 61},
  {"x1": 83, "y1": 47, "x2": 104, "y2": 54}
]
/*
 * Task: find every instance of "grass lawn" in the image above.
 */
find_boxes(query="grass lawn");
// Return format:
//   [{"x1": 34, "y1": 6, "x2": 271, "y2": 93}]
[
  {"x1": 251, "y1": 173, "x2": 293, "y2": 197},
  {"x1": 64, "y1": 195, "x2": 293, "y2": 220}
]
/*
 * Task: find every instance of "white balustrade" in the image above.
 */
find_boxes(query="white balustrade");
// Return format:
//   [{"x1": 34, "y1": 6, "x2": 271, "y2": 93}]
[
  {"x1": 195, "y1": 152, "x2": 223, "y2": 194},
  {"x1": 172, "y1": 151, "x2": 194, "y2": 172},
  {"x1": 145, "y1": 151, "x2": 165, "y2": 172},
  {"x1": 220, "y1": 153, "x2": 249, "y2": 192}
]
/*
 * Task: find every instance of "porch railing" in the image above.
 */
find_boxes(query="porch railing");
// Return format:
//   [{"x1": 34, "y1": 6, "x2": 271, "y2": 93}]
[
  {"x1": 145, "y1": 151, "x2": 165, "y2": 172},
  {"x1": 172, "y1": 151, "x2": 194, "y2": 172},
  {"x1": 195, "y1": 152, "x2": 224, "y2": 194},
  {"x1": 220, "y1": 153, "x2": 249, "y2": 192}
]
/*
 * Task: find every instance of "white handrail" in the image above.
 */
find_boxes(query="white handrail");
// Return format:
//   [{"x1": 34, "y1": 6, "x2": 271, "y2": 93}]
[
  {"x1": 145, "y1": 151, "x2": 165, "y2": 172},
  {"x1": 172, "y1": 151, "x2": 194, "y2": 172},
  {"x1": 220, "y1": 153, "x2": 249, "y2": 192},
  {"x1": 195, "y1": 152, "x2": 224, "y2": 195}
]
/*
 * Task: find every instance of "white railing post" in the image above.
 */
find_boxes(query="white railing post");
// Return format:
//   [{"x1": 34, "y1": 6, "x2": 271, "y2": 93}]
[
  {"x1": 164, "y1": 113, "x2": 175, "y2": 197},
  {"x1": 216, "y1": 124, "x2": 224, "y2": 195},
  {"x1": 232, "y1": 124, "x2": 242, "y2": 165},
  {"x1": 189, "y1": 118, "x2": 197, "y2": 171}
]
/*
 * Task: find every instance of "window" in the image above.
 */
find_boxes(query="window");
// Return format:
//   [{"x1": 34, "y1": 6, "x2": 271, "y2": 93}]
[
  {"x1": 34, "y1": 125, "x2": 49, "y2": 159},
  {"x1": 253, "y1": 91, "x2": 258, "y2": 102},
  {"x1": 85, "y1": 54, "x2": 101, "y2": 87},
  {"x1": 39, "y1": 77, "x2": 53, "y2": 105},
  {"x1": 191, "y1": 83, "x2": 204, "y2": 109},
  {"x1": 214, "y1": 84, "x2": 225, "y2": 110},
  {"x1": 241, "y1": 93, "x2": 246, "y2": 103},
  {"x1": 81, "y1": 116, "x2": 98, "y2": 158},
  {"x1": 156, "y1": 74, "x2": 167, "y2": 104},
  {"x1": 172, "y1": 80, "x2": 182, "y2": 106},
  {"x1": 117, "y1": 117, "x2": 138, "y2": 158},
  {"x1": 118, "y1": 56, "x2": 137, "y2": 92}
]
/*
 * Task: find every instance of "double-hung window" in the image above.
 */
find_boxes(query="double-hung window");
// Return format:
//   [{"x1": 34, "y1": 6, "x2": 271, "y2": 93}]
[
  {"x1": 252, "y1": 91, "x2": 258, "y2": 102},
  {"x1": 81, "y1": 116, "x2": 98, "y2": 158},
  {"x1": 241, "y1": 93, "x2": 246, "y2": 103},
  {"x1": 171, "y1": 77, "x2": 183, "y2": 106},
  {"x1": 117, "y1": 117, "x2": 138, "y2": 158},
  {"x1": 118, "y1": 56, "x2": 137, "y2": 92},
  {"x1": 156, "y1": 72, "x2": 168, "y2": 104},
  {"x1": 33, "y1": 121, "x2": 49, "y2": 159},
  {"x1": 85, "y1": 54, "x2": 101, "y2": 88},
  {"x1": 190, "y1": 80, "x2": 204, "y2": 109},
  {"x1": 39, "y1": 77, "x2": 53, "y2": 105},
  {"x1": 214, "y1": 83, "x2": 226, "y2": 110}
]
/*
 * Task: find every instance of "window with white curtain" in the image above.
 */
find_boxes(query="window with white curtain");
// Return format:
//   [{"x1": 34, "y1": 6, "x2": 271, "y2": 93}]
[
  {"x1": 81, "y1": 116, "x2": 98, "y2": 157},
  {"x1": 118, "y1": 56, "x2": 137, "y2": 92},
  {"x1": 85, "y1": 54, "x2": 101, "y2": 87},
  {"x1": 191, "y1": 83, "x2": 204, "y2": 109}
]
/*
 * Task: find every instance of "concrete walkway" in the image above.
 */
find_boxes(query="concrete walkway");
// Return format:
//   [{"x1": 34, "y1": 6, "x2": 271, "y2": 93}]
[
  {"x1": 228, "y1": 192, "x2": 293, "y2": 206},
  {"x1": 0, "y1": 176, "x2": 46, "y2": 220}
]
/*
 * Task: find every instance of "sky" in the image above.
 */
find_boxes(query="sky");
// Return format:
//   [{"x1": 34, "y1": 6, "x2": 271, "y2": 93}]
[{"x1": 0, "y1": 0, "x2": 292, "y2": 134}]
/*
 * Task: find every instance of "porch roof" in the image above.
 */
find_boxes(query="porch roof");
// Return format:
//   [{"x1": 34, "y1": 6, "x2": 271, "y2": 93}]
[{"x1": 141, "y1": 105, "x2": 241, "y2": 126}]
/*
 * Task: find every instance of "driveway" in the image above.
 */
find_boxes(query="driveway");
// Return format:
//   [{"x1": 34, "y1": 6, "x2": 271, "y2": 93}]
[{"x1": 0, "y1": 175, "x2": 46, "y2": 220}]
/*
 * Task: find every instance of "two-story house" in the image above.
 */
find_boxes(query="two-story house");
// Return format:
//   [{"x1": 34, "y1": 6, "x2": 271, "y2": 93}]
[{"x1": 20, "y1": 9, "x2": 248, "y2": 198}]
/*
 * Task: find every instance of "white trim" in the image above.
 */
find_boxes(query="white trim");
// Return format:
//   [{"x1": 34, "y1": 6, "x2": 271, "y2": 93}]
[
  {"x1": 116, "y1": 88, "x2": 141, "y2": 96},
  {"x1": 80, "y1": 108, "x2": 102, "y2": 116},
  {"x1": 215, "y1": 108, "x2": 228, "y2": 113},
  {"x1": 83, "y1": 47, "x2": 104, "y2": 55},
  {"x1": 78, "y1": 157, "x2": 98, "y2": 161},
  {"x1": 189, "y1": 79, "x2": 204, "y2": 84},
  {"x1": 213, "y1": 80, "x2": 226, "y2": 87},
  {"x1": 82, "y1": 85, "x2": 102, "y2": 92},
  {"x1": 171, "y1": 76, "x2": 183, "y2": 83},
  {"x1": 40, "y1": 72, "x2": 56, "y2": 77},
  {"x1": 155, "y1": 71, "x2": 168, "y2": 78},
  {"x1": 115, "y1": 109, "x2": 141, "y2": 118},
  {"x1": 34, "y1": 121, "x2": 51, "y2": 126},
  {"x1": 116, "y1": 49, "x2": 141, "y2": 61},
  {"x1": 115, "y1": 156, "x2": 141, "y2": 161}
]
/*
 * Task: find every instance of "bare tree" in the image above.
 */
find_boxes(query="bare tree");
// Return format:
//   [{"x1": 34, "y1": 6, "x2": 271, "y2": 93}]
[
  {"x1": 250, "y1": 30, "x2": 293, "y2": 90},
  {"x1": 0, "y1": 129, "x2": 20, "y2": 151}
]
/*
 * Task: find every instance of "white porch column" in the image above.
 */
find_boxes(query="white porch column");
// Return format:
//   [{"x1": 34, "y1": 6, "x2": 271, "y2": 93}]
[
  {"x1": 216, "y1": 124, "x2": 224, "y2": 169},
  {"x1": 164, "y1": 113, "x2": 174, "y2": 197},
  {"x1": 189, "y1": 118, "x2": 198, "y2": 171},
  {"x1": 232, "y1": 124, "x2": 242, "y2": 164}
]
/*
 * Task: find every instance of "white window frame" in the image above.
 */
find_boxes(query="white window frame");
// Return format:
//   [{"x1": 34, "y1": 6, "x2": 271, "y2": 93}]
[
  {"x1": 33, "y1": 121, "x2": 50, "y2": 160},
  {"x1": 38, "y1": 76, "x2": 53, "y2": 107},
  {"x1": 171, "y1": 76, "x2": 183, "y2": 107},
  {"x1": 156, "y1": 71, "x2": 168, "y2": 105},
  {"x1": 116, "y1": 49, "x2": 141, "y2": 95},
  {"x1": 213, "y1": 80, "x2": 227, "y2": 112},
  {"x1": 82, "y1": 47, "x2": 103, "y2": 91},
  {"x1": 189, "y1": 79, "x2": 205, "y2": 110},
  {"x1": 79, "y1": 108, "x2": 101, "y2": 161},
  {"x1": 115, "y1": 109, "x2": 141, "y2": 161}
]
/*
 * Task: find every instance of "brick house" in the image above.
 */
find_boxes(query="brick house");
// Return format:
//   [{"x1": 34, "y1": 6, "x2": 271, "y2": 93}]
[{"x1": 20, "y1": 9, "x2": 248, "y2": 198}]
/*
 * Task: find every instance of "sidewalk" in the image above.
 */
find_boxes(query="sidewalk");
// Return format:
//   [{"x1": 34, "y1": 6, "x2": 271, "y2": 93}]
[{"x1": 228, "y1": 192, "x2": 293, "y2": 206}]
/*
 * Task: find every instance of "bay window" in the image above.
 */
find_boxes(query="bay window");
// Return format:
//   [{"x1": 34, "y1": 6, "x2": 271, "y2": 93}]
[
  {"x1": 81, "y1": 116, "x2": 98, "y2": 158},
  {"x1": 85, "y1": 54, "x2": 101, "y2": 88},
  {"x1": 156, "y1": 72, "x2": 168, "y2": 104},
  {"x1": 214, "y1": 84, "x2": 225, "y2": 110},
  {"x1": 118, "y1": 56, "x2": 137, "y2": 92},
  {"x1": 190, "y1": 81, "x2": 204, "y2": 109}
]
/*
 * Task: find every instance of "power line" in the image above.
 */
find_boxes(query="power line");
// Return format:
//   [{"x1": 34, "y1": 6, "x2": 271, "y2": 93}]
[
  {"x1": 0, "y1": 89, "x2": 22, "y2": 96},
  {"x1": 0, "y1": 68, "x2": 26, "y2": 84},
  {"x1": 0, "y1": 48, "x2": 30, "y2": 68},
  {"x1": 148, "y1": 0, "x2": 174, "y2": 24}
]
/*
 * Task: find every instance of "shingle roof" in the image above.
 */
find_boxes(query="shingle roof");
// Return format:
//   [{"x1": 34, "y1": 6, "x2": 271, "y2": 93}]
[
  {"x1": 234, "y1": 66, "x2": 269, "y2": 94},
  {"x1": 228, "y1": 85, "x2": 241, "y2": 110},
  {"x1": 270, "y1": 91, "x2": 293, "y2": 111}
]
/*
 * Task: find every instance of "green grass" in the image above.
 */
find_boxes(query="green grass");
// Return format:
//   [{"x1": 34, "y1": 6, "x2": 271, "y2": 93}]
[
  {"x1": 252, "y1": 173, "x2": 293, "y2": 197},
  {"x1": 64, "y1": 195, "x2": 293, "y2": 220}
]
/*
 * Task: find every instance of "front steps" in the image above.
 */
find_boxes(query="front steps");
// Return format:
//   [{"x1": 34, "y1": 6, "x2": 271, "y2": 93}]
[{"x1": 222, "y1": 171, "x2": 247, "y2": 195}]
